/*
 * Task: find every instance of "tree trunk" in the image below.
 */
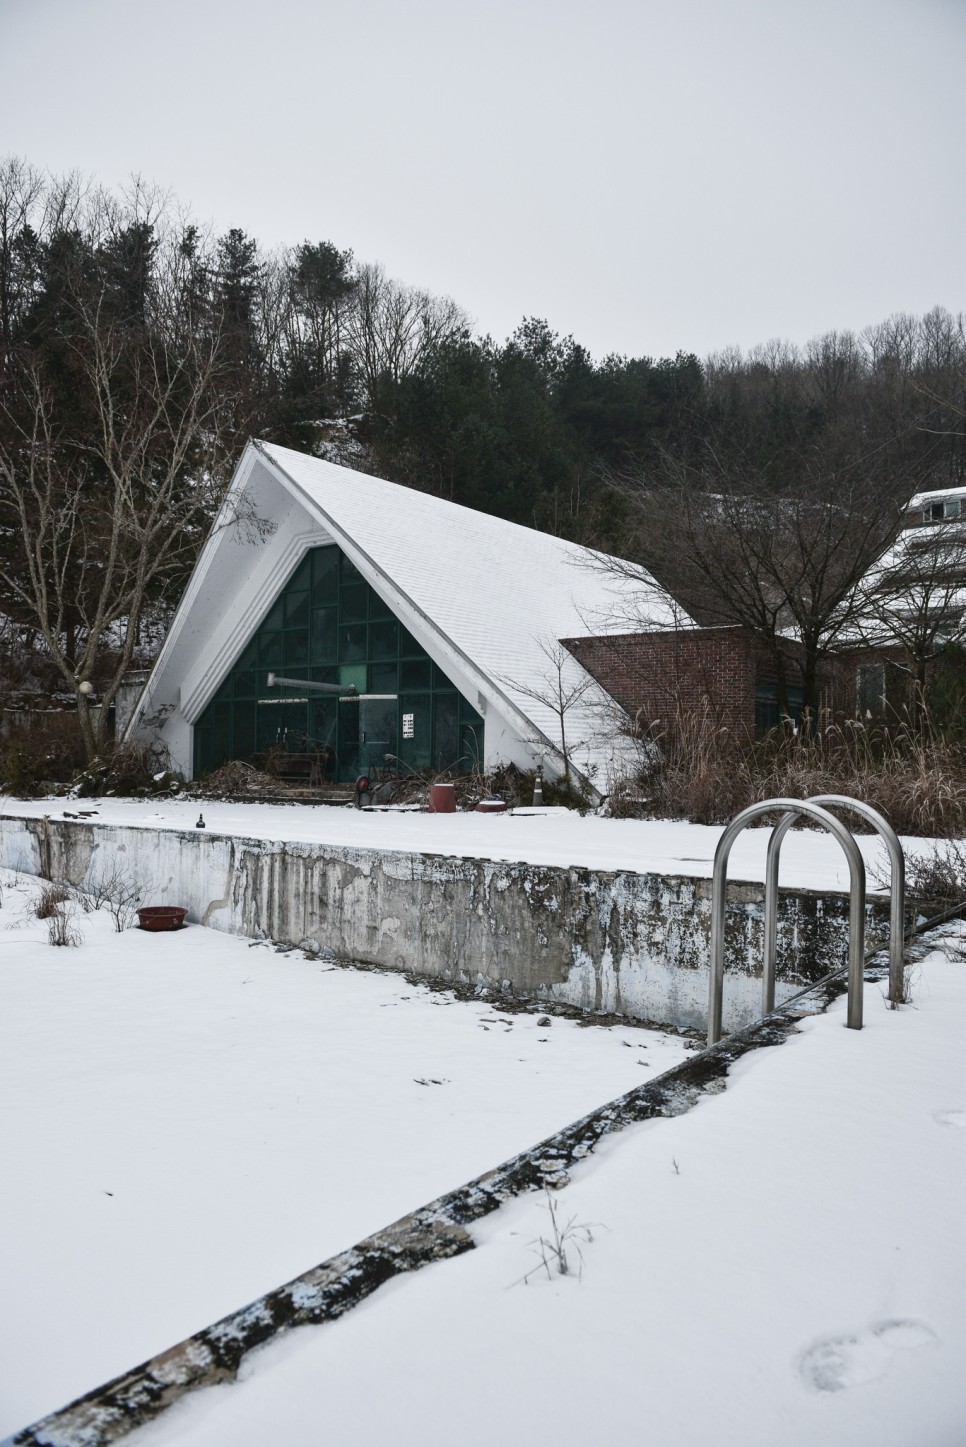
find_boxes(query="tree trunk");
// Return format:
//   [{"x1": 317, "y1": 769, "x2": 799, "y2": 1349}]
[{"x1": 76, "y1": 693, "x2": 99, "y2": 763}]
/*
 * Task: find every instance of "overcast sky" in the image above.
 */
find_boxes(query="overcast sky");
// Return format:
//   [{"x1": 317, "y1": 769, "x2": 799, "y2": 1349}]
[{"x1": 2, "y1": 0, "x2": 963, "y2": 361}]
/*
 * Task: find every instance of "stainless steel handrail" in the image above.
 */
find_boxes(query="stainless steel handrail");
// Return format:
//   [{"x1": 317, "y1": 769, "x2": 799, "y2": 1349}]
[
  {"x1": 763, "y1": 795, "x2": 905, "y2": 1013},
  {"x1": 708, "y1": 799, "x2": 866, "y2": 1046}
]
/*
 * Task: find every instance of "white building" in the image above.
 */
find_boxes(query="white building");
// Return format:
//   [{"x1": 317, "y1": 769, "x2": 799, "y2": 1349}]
[{"x1": 130, "y1": 441, "x2": 685, "y2": 797}]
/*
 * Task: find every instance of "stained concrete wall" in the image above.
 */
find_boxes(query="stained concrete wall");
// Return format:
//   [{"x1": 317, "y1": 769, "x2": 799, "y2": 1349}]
[{"x1": 0, "y1": 814, "x2": 893, "y2": 1033}]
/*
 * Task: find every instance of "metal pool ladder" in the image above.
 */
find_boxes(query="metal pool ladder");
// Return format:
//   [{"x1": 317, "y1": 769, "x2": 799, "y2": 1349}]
[{"x1": 707, "y1": 795, "x2": 905, "y2": 1046}]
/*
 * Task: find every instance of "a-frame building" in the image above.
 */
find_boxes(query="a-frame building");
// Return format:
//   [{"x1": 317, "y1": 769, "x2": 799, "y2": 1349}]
[{"x1": 130, "y1": 442, "x2": 685, "y2": 796}]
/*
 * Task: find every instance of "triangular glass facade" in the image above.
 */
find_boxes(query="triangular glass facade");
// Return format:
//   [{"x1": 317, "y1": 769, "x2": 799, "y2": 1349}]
[{"x1": 193, "y1": 545, "x2": 484, "y2": 782}]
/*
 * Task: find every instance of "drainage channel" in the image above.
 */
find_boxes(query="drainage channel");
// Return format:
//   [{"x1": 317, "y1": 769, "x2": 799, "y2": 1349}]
[{"x1": 4, "y1": 905, "x2": 961, "y2": 1447}]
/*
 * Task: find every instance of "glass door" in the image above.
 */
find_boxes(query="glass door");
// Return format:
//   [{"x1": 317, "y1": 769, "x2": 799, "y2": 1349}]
[
  {"x1": 337, "y1": 694, "x2": 398, "y2": 780},
  {"x1": 359, "y1": 695, "x2": 398, "y2": 775}
]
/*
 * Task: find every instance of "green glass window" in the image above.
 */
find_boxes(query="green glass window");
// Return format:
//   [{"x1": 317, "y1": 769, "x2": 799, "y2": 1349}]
[
  {"x1": 338, "y1": 697, "x2": 360, "y2": 775},
  {"x1": 234, "y1": 702, "x2": 256, "y2": 756},
  {"x1": 433, "y1": 694, "x2": 459, "y2": 770},
  {"x1": 310, "y1": 608, "x2": 338, "y2": 663},
  {"x1": 263, "y1": 599, "x2": 284, "y2": 632},
  {"x1": 369, "y1": 618, "x2": 399, "y2": 660},
  {"x1": 339, "y1": 623, "x2": 367, "y2": 661},
  {"x1": 338, "y1": 662, "x2": 367, "y2": 693},
  {"x1": 755, "y1": 683, "x2": 804, "y2": 733},
  {"x1": 285, "y1": 590, "x2": 310, "y2": 629},
  {"x1": 193, "y1": 543, "x2": 485, "y2": 782},
  {"x1": 400, "y1": 658, "x2": 432, "y2": 691},
  {"x1": 313, "y1": 547, "x2": 339, "y2": 600},
  {"x1": 369, "y1": 661, "x2": 398, "y2": 693},
  {"x1": 399, "y1": 626, "x2": 421, "y2": 658},
  {"x1": 340, "y1": 584, "x2": 367, "y2": 623},
  {"x1": 256, "y1": 705, "x2": 281, "y2": 751},
  {"x1": 260, "y1": 633, "x2": 283, "y2": 668},
  {"x1": 289, "y1": 557, "x2": 312, "y2": 593},
  {"x1": 285, "y1": 631, "x2": 309, "y2": 667}
]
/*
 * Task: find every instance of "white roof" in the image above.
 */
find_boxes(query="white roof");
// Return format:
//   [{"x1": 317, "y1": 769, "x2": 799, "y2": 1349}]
[
  {"x1": 907, "y1": 485, "x2": 966, "y2": 511},
  {"x1": 256, "y1": 443, "x2": 685, "y2": 788}
]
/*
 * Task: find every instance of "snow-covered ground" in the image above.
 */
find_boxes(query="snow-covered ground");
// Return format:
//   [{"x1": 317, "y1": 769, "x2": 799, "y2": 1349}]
[
  {"x1": 138, "y1": 934, "x2": 966, "y2": 1447},
  {"x1": 2, "y1": 804, "x2": 963, "y2": 1447},
  {"x1": 0, "y1": 795, "x2": 922, "y2": 893},
  {"x1": 0, "y1": 871, "x2": 686, "y2": 1438}
]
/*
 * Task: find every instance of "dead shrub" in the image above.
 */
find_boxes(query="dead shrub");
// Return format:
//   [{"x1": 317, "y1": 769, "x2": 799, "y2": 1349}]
[
  {"x1": 758, "y1": 721, "x2": 966, "y2": 837},
  {"x1": 903, "y1": 840, "x2": 966, "y2": 909},
  {"x1": 626, "y1": 706, "x2": 966, "y2": 836},
  {"x1": 0, "y1": 713, "x2": 88, "y2": 797},
  {"x1": 34, "y1": 882, "x2": 71, "y2": 919},
  {"x1": 83, "y1": 860, "x2": 147, "y2": 931},
  {"x1": 46, "y1": 896, "x2": 82, "y2": 947},
  {"x1": 32, "y1": 882, "x2": 83, "y2": 946},
  {"x1": 631, "y1": 702, "x2": 755, "y2": 825},
  {"x1": 188, "y1": 759, "x2": 276, "y2": 799},
  {"x1": 71, "y1": 740, "x2": 180, "y2": 799}
]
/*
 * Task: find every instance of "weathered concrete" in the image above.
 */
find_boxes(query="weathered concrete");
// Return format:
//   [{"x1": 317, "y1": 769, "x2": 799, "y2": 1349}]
[{"x1": 0, "y1": 813, "x2": 896, "y2": 1032}]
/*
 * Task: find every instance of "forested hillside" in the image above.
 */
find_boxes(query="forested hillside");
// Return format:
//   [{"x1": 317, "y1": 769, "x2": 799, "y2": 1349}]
[
  {"x1": 4, "y1": 160, "x2": 962, "y2": 550},
  {"x1": 1, "y1": 157, "x2": 964, "y2": 763}
]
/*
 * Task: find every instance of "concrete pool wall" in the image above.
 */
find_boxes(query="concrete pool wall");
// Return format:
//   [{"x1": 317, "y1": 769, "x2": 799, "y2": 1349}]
[{"x1": 0, "y1": 813, "x2": 894, "y2": 1032}]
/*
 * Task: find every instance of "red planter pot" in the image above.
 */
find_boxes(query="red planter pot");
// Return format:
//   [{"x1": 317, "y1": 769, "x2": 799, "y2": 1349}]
[
  {"x1": 428, "y1": 782, "x2": 456, "y2": 813},
  {"x1": 137, "y1": 906, "x2": 187, "y2": 932}
]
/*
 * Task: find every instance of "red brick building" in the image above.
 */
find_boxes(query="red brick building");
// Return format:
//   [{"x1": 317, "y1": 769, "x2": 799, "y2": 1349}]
[{"x1": 563, "y1": 626, "x2": 911, "y2": 736}]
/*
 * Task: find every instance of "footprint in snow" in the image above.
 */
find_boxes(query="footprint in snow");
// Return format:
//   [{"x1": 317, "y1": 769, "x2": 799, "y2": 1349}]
[
  {"x1": 799, "y1": 1320, "x2": 938, "y2": 1393},
  {"x1": 933, "y1": 1108, "x2": 966, "y2": 1128}
]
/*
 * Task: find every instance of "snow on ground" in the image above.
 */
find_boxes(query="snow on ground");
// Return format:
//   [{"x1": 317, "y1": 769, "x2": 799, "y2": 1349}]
[
  {"x1": 135, "y1": 937, "x2": 966, "y2": 1447},
  {"x1": 0, "y1": 871, "x2": 686, "y2": 1438},
  {"x1": 0, "y1": 795, "x2": 925, "y2": 893},
  {"x1": 3, "y1": 803, "x2": 962, "y2": 1444}
]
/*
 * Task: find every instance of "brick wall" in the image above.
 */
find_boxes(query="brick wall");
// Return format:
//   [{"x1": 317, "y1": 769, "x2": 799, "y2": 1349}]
[
  {"x1": 564, "y1": 626, "x2": 911, "y2": 732},
  {"x1": 563, "y1": 626, "x2": 759, "y2": 733},
  {"x1": 823, "y1": 646, "x2": 912, "y2": 720}
]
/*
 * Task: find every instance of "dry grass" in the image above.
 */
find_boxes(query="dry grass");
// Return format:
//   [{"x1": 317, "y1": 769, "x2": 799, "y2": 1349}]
[
  {"x1": 32, "y1": 882, "x2": 83, "y2": 946},
  {"x1": 631, "y1": 705, "x2": 966, "y2": 837},
  {"x1": 33, "y1": 882, "x2": 71, "y2": 919}
]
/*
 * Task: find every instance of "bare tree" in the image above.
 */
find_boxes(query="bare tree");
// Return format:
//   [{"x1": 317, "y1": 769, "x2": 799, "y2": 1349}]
[
  {"x1": 500, "y1": 638, "x2": 598, "y2": 783},
  {"x1": 0, "y1": 193, "x2": 235, "y2": 761},
  {"x1": 348, "y1": 261, "x2": 469, "y2": 398},
  {"x1": 607, "y1": 429, "x2": 915, "y2": 723},
  {"x1": 856, "y1": 519, "x2": 966, "y2": 726}
]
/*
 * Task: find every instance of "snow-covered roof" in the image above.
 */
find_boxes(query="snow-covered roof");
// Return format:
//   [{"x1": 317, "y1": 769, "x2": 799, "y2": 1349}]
[
  {"x1": 256, "y1": 443, "x2": 684, "y2": 788},
  {"x1": 135, "y1": 441, "x2": 689, "y2": 792},
  {"x1": 906, "y1": 485, "x2": 966, "y2": 511}
]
